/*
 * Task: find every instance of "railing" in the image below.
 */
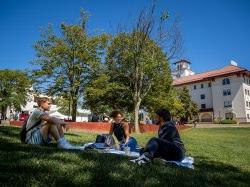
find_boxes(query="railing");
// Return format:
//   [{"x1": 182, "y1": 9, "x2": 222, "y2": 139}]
[{"x1": 9, "y1": 121, "x2": 190, "y2": 133}]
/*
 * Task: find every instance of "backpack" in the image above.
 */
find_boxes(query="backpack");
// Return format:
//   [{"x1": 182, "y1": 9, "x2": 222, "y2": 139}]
[
  {"x1": 95, "y1": 134, "x2": 116, "y2": 147},
  {"x1": 20, "y1": 118, "x2": 41, "y2": 143}
]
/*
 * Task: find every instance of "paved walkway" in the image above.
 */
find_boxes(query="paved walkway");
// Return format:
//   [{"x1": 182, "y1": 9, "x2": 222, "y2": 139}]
[{"x1": 186, "y1": 123, "x2": 250, "y2": 128}]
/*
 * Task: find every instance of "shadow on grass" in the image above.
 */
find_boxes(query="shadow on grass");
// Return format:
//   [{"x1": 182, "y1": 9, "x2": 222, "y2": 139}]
[
  {"x1": 0, "y1": 126, "x2": 250, "y2": 187},
  {"x1": 0, "y1": 125, "x2": 20, "y2": 140}
]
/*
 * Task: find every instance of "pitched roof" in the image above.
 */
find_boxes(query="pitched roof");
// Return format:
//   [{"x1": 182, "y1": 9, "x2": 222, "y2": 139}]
[
  {"x1": 173, "y1": 59, "x2": 191, "y2": 64},
  {"x1": 173, "y1": 65, "x2": 249, "y2": 86}
]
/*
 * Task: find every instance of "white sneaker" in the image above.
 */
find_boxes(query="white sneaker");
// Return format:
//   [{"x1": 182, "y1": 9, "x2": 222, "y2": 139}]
[
  {"x1": 130, "y1": 154, "x2": 151, "y2": 165},
  {"x1": 130, "y1": 156, "x2": 143, "y2": 163},
  {"x1": 57, "y1": 138, "x2": 75, "y2": 149}
]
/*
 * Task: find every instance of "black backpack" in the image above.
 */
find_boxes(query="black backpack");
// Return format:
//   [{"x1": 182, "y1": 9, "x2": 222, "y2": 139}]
[
  {"x1": 20, "y1": 118, "x2": 41, "y2": 143},
  {"x1": 95, "y1": 134, "x2": 116, "y2": 147}
]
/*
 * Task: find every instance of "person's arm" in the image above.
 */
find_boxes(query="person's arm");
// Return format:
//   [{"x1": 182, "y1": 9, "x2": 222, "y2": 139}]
[
  {"x1": 159, "y1": 125, "x2": 176, "y2": 141},
  {"x1": 123, "y1": 123, "x2": 130, "y2": 144},
  {"x1": 109, "y1": 123, "x2": 114, "y2": 135},
  {"x1": 40, "y1": 114, "x2": 67, "y2": 126}
]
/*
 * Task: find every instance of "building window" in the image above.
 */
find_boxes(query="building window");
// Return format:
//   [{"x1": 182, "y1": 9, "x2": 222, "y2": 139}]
[
  {"x1": 201, "y1": 84, "x2": 204, "y2": 88},
  {"x1": 194, "y1": 85, "x2": 196, "y2": 90},
  {"x1": 246, "y1": 89, "x2": 248, "y2": 95},
  {"x1": 247, "y1": 114, "x2": 250, "y2": 119},
  {"x1": 248, "y1": 90, "x2": 250, "y2": 96},
  {"x1": 225, "y1": 112, "x2": 233, "y2": 120},
  {"x1": 224, "y1": 101, "x2": 232, "y2": 108},
  {"x1": 247, "y1": 101, "x2": 249, "y2": 107},
  {"x1": 201, "y1": 104, "x2": 206, "y2": 109},
  {"x1": 222, "y1": 78, "x2": 230, "y2": 85},
  {"x1": 223, "y1": 89, "x2": 231, "y2": 96},
  {"x1": 208, "y1": 83, "x2": 211, "y2": 87},
  {"x1": 200, "y1": 94, "x2": 205, "y2": 99}
]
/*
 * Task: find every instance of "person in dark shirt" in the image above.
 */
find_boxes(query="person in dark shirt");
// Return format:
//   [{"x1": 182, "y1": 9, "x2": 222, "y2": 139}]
[
  {"x1": 131, "y1": 108, "x2": 185, "y2": 165},
  {"x1": 109, "y1": 111, "x2": 138, "y2": 151}
]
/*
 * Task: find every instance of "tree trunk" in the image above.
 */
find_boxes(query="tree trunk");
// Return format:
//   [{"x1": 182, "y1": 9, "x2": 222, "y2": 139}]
[
  {"x1": 134, "y1": 99, "x2": 141, "y2": 133},
  {"x1": 68, "y1": 98, "x2": 71, "y2": 120},
  {"x1": 71, "y1": 98, "x2": 77, "y2": 122}
]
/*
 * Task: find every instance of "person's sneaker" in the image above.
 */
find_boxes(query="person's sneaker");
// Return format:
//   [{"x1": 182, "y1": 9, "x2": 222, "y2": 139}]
[
  {"x1": 130, "y1": 155, "x2": 144, "y2": 163},
  {"x1": 57, "y1": 138, "x2": 75, "y2": 149},
  {"x1": 130, "y1": 154, "x2": 151, "y2": 165}
]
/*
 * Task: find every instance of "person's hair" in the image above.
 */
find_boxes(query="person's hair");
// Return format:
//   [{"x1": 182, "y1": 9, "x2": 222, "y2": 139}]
[
  {"x1": 37, "y1": 97, "x2": 50, "y2": 107},
  {"x1": 110, "y1": 111, "x2": 123, "y2": 118},
  {"x1": 155, "y1": 108, "x2": 171, "y2": 122}
]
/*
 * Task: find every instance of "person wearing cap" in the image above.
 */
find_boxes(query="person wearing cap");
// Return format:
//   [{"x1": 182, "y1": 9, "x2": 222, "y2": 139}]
[{"x1": 131, "y1": 108, "x2": 186, "y2": 165}]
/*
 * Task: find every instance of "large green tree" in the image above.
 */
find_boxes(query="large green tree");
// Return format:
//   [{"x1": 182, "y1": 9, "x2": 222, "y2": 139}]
[
  {"x1": 31, "y1": 10, "x2": 108, "y2": 121},
  {"x1": 0, "y1": 70, "x2": 31, "y2": 114},
  {"x1": 105, "y1": 32, "x2": 172, "y2": 132},
  {"x1": 54, "y1": 95, "x2": 71, "y2": 116},
  {"x1": 143, "y1": 86, "x2": 184, "y2": 119},
  {"x1": 85, "y1": 4, "x2": 182, "y2": 132},
  {"x1": 84, "y1": 73, "x2": 126, "y2": 114}
]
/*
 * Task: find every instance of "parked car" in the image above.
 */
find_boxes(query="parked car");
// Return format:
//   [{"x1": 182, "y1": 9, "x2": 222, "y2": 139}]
[{"x1": 19, "y1": 112, "x2": 29, "y2": 121}]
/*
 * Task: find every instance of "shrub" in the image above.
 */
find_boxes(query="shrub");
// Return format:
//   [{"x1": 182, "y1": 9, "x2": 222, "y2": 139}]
[{"x1": 220, "y1": 119, "x2": 237, "y2": 124}]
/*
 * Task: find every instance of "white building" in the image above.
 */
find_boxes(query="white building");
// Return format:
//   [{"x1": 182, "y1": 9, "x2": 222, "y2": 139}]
[{"x1": 172, "y1": 60, "x2": 250, "y2": 123}]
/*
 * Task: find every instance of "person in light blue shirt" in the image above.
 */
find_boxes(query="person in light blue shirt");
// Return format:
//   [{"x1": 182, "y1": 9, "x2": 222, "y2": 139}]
[{"x1": 25, "y1": 97, "x2": 74, "y2": 149}]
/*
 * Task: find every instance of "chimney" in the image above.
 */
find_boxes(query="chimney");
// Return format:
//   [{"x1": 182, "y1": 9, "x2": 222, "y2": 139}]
[{"x1": 230, "y1": 60, "x2": 238, "y2": 66}]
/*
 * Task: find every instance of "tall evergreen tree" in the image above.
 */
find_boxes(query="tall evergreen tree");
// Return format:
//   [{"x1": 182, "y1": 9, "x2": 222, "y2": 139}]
[{"x1": 178, "y1": 87, "x2": 198, "y2": 122}]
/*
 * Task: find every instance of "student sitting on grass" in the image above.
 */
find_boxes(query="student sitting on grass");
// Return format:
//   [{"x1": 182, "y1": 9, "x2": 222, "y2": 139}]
[
  {"x1": 131, "y1": 108, "x2": 186, "y2": 165},
  {"x1": 109, "y1": 111, "x2": 138, "y2": 152},
  {"x1": 25, "y1": 97, "x2": 74, "y2": 149}
]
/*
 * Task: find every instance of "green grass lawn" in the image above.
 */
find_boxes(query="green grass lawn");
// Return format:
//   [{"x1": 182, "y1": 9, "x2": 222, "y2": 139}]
[{"x1": 0, "y1": 126, "x2": 250, "y2": 187}]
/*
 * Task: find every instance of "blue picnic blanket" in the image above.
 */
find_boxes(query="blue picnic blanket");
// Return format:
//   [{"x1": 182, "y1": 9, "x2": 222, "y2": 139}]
[{"x1": 79, "y1": 142, "x2": 194, "y2": 169}]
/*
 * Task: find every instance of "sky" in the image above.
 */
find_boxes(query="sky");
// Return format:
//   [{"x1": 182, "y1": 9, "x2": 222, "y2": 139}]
[{"x1": 0, "y1": 0, "x2": 250, "y2": 74}]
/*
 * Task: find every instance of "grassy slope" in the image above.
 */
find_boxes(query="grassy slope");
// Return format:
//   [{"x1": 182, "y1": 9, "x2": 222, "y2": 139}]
[{"x1": 0, "y1": 126, "x2": 250, "y2": 187}]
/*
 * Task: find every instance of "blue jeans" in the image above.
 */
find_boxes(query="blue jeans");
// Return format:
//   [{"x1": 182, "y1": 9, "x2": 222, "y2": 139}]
[{"x1": 120, "y1": 137, "x2": 138, "y2": 152}]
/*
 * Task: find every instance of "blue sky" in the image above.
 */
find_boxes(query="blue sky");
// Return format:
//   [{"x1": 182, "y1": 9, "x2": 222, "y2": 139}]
[{"x1": 0, "y1": 0, "x2": 250, "y2": 73}]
